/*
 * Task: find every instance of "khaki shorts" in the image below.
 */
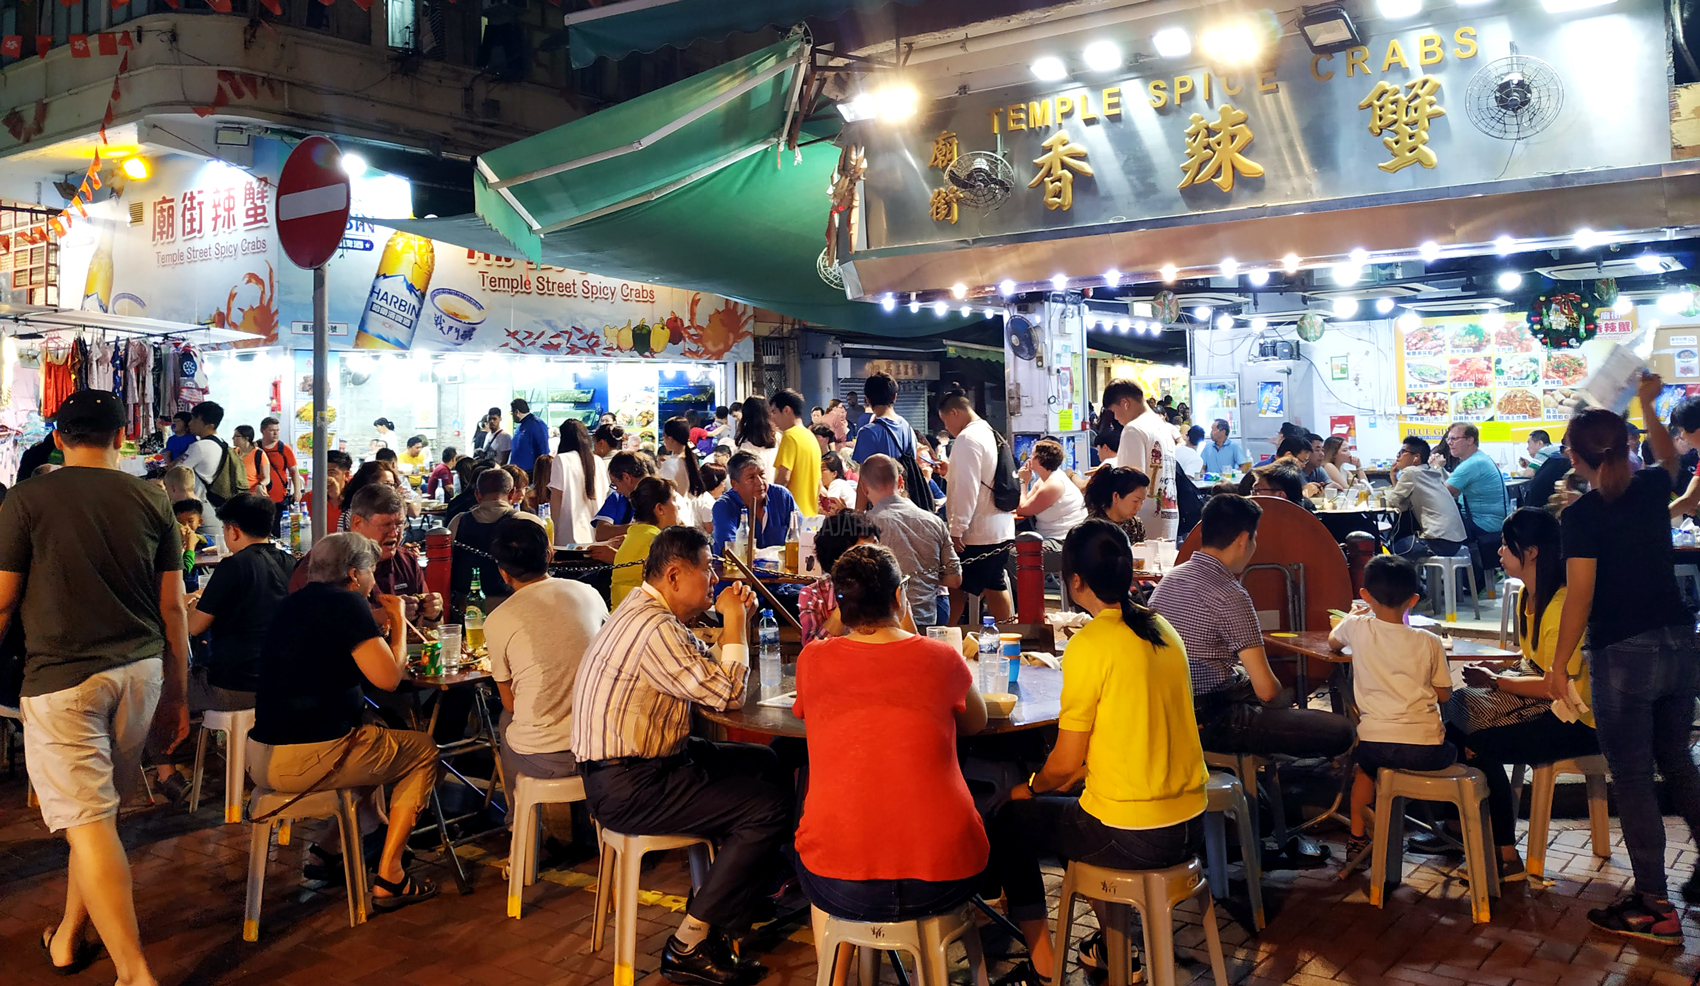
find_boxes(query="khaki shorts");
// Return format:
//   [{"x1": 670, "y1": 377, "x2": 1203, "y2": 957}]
[
  {"x1": 248, "y1": 724, "x2": 439, "y2": 813},
  {"x1": 22, "y1": 658, "x2": 163, "y2": 833}
]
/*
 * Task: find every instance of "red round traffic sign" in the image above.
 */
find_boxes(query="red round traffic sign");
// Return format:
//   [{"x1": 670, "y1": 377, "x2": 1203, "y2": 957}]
[{"x1": 276, "y1": 135, "x2": 351, "y2": 270}]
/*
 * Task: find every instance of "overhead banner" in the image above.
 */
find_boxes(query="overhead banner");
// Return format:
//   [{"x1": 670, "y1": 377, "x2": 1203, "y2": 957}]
[
  {"x1": 858, "y1": 0, "x2": 1668, "y2": 251},
  {"x1": 56, "y1": 139, "x2": 755, "y2": 361}
]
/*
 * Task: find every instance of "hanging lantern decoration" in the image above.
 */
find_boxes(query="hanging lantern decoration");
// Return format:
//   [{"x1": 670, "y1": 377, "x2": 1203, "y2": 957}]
[
  {"x1": 1527, "y1": 286, "x2": 1599, "y2": 349},
  {"x1": 1295, "y1": 312, "x2": 1326, "y2": 342},
  {"x1": 1152, "y1": 290, "x2": 1180, "y2": 324},
  {"x1": 1592, "y1": 277, "x2": 1618, "y2": 307}
]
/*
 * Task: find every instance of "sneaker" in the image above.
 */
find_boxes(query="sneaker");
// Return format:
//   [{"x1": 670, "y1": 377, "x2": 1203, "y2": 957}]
[
  {"x1": 1344, "y1": 834, "x2": 1372, "y2": 860},
  {"x1": 1076, "y1": 930, "x2": 1144, "y2": 983},
  {"x1": 1586, "y1": 893, "x2": 1682, "y2": 946}
]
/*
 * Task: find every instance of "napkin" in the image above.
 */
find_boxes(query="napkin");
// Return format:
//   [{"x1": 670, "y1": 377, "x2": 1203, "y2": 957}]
[{"x1": 1551, "y1": 680, "x2": 1591, "y2": 724}]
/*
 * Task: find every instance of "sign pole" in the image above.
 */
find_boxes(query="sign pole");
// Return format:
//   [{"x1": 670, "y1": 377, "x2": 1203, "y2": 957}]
[{"x1": 311, "y1": 263, "x2": 328, "y2": 542}]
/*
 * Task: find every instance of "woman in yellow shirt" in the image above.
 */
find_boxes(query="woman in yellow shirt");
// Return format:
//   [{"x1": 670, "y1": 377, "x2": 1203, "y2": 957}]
[
  {"x1": 987, "y1": 518, "x2": 1207, "y2": 980},
  {"x1": 609, "y1": 477, "x2": 678, "y2": 608},
  {"x1": 1458, "y1": 507, "x2": 1598, "y2": 881}
]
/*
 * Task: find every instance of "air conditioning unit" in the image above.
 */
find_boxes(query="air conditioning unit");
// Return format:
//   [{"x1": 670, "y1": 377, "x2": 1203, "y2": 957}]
[{"x1": 1252, "y1": 339, "x2": 1300, "y2": 361}]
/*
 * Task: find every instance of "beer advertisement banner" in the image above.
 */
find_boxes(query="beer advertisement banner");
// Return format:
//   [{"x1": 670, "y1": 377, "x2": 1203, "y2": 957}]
[{"x1": 57, "y1": 143, "x2": 755, "y2": 362}]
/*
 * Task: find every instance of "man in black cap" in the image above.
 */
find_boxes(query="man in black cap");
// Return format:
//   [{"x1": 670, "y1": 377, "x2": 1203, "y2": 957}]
[{"x1": 0, "y1": 389, "x2": 190, "y2": 983}]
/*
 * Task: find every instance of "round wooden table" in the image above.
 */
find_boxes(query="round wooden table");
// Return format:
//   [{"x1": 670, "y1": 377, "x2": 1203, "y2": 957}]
[
  {"x1": 696, "y1": 665, "x2": 1066, "y2": 739},
  {"x1": 1261, "y1": 629, "x2": 1518, "y2": 664}
]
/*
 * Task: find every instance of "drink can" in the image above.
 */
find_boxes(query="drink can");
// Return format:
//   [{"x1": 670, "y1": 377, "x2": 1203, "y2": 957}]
[{"x1": 422, "y1": 641, "x2": 442, "y2": 675}]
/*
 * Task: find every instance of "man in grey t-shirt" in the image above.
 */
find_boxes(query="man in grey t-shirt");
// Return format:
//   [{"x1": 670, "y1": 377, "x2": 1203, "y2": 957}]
[
  {"x1": 0, "y1": 390, "x2": 190, "y2": 984},
  {"x1": 862, "y1": 455, "x2": 960, "y2": 626}
]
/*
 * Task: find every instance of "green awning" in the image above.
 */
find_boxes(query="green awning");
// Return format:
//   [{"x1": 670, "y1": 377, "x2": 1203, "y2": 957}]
[
  {"x1": 476, "y1": 37, "x2": 809, "y2": 261},
  {"x1": 563, "y1": 0, "x2": 926, "y2": 69}
]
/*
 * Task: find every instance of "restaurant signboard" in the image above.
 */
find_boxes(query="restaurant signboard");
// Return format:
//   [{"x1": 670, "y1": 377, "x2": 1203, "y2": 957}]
[{"x1": 858, "y1": 0, "x2": 1669, "y2": 252}]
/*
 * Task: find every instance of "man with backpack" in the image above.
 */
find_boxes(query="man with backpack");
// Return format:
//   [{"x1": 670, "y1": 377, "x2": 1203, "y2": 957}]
[
  {"x1": 938, "y1": 389, "x2": 1016, "y2": 623},
  {"x1": 175, "y1": 401, "x2": 245, "y2": 548},
  {"x1": 850, "y1": 372, "x2": 935, "y2": 514},
  {"x1": 257, "y1": 416, "x2": 302, "y2": 538}
]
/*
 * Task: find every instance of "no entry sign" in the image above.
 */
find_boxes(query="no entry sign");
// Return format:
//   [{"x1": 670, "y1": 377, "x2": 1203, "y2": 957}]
[{"x1": 276, "y1": 135, "x2": 351, "y2": 270}]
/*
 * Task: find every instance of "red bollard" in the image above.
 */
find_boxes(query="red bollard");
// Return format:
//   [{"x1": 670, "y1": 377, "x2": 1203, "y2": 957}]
[
  {"x1": 1344, "y1": 531, "x2": 1378, "y2": 598},
  {"x1": 424, "y1": 528, "x2": 452, "y2": 601},
  {"x1": 1015, "y1": 535, "x2": 1045, "y2": 625}
]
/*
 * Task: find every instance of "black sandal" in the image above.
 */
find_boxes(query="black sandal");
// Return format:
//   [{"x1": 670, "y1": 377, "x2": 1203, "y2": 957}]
[
  {"x1": 371, "y1": 871, "x2": 438, "y2": 911},
  {"x1": 40, "y1": 926, "x2": 101, "y2": 976}
]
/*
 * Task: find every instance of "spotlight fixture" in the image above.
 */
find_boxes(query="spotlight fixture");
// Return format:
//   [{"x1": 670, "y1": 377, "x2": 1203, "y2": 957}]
[
  {"x1": 1497, "y1": 271, "x2": 1523, "y2": 291},
  {"x1": 1082, "y1": 40, "x2": 1123, "y2": 72},
  {"x1": 1199, "y1": 21, "x2": 1261, "y2": 64},
  {"x1": 1104, "y1": 268, "x2": 1123, "y2": 287},
  {"x1": 1220, "y1": 258, "x2": 1239, "y2": 278},
  {"x1": 1333, "y1": 297, "x2": 1359, "y2": 318},
  {"x1": 1494, "y1": 234, "x2": 1516, "y2": 255},
  {"x1": 1159, "y1": 264, "x2": 1178, "y2": 283},
  {"x1": 960, "y1": 304, "x2": 972, "y2": 317},
  {"x1": 1283, "y1": 253, "x2": 1302, "y2": 273},
  {"x1": 908, "y1": 296, "x2": 921, "y2": 314},
  {"x1": 1050, "y1": 273, "x2": 1068, "y2": 290},
  {"x1": 1376, "y1": 0, "x2": 1423, "y2": 18},
  {"x1": 1030, "y1": 56, "x2": 1069, "y2": 82},
  {"x1": 1193, "y1": 305, "x2": 1213, "y2": 320},
  {"x1": 933, "y1": 301, "x2": 948, "y2": 317},
  {"x1": 1298, "y1": 2, "x2": 1360, "y2": 53},
  {"x1": 1216, "y1": 314, "x2": 1234, "y2": 330},
  {"x1": 1573, "y1": 228, "x2": 1602, "y2": 249},
  {"x1": 999, "y1": 279, "x2": 1017, "y2": 297},
  {"x1": 1247, "y1": 269, "x2": 1271, "y2": 286},
  {"x1": 1349, "y1": 247, "x2": 1369, "y2": 264},
  {"x1": 950, "y1": 283, "x2": 967, "y2": 299},
  {"x1": 880, "y1": 294, "x2": 896, "y2": 312},
  {"x1": 872, "y1": 86, "x2": 920, "y2": 122},
  {"x1": 1481, "y1": 310, "x2": 1506, "y2": 330},
  {"x1": 1612, "y1": 295, "x2": 1634, "y2": 316},
  {"x1": 1419, "y1": 241, "x2": 1441, "y2": 262},
  {"x1": 340, "y1": 153, "x2": 368, "y2": 177},
  {"x1": 1375, "y1": 297, "x2": 1395, "y2": 314},
  {"x1": 1636, "y1": 253, "x2": 1666, "y2": 272},
  {"x1": 121, "y1": 156, "x2": 150, "y2": 180},
  {"x1": 1396, "y1": 312, "x2": 1421, "y2": 332},
  {"x1": 984, "y1": 308, "x2": 1000, "y2": 319},
  {"x1": 1251, "y1": 317, "x2": 1268, "y2": 331},
  {"x1": 1332, "y1": 263, "x2": 1362, "y2": 285},
  {"x1": 1152, "y1": 27, "x2": 1192, "y2": 58},
  {"x1": 1119, "y1": 318, "x2": 1132, "y2": 333}
]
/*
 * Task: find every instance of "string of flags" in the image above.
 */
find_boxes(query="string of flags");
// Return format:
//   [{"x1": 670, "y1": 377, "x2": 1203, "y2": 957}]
[{"x1": 1, "y1": 28, "x2": 134, "y2": 61}]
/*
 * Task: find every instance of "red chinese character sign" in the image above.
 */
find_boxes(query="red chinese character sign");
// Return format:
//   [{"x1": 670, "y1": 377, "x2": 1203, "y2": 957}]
[{"x1": 275, "y1": 136, "x2": 349, "y2": 270}]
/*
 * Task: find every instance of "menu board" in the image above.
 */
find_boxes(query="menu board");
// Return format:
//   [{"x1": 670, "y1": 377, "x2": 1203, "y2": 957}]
[{"x1": 1398, "y1": 313, "x2": 1611, "y2": 430}]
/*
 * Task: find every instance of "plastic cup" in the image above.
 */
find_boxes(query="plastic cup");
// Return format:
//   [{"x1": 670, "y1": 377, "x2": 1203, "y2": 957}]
[
  {"x1": 1000, "y1": 633, "x2": 1023, "y2": 687},
  {"x1": 438, "y1": 624, "x2": 463, "y2": 669}
]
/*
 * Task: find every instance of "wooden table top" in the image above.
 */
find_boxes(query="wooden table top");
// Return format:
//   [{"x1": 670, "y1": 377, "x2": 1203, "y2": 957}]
[
  {"x1": 404, "y1": 665, "x2": 493, "y2": 689},
  {"x1": 697, "y1": 663, "x2": 1064, "y2": 739},
  {"x1": 1262, "y1": 630, "x2": 1518, "y2": 664}
]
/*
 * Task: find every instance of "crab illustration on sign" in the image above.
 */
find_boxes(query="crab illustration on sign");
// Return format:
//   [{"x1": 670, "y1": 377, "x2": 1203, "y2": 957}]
[
  {"x1": 206, "y1": 262, "x2": 279, "y2": 344},
  {"x1": 686, "y1": 295, "x2": 754, "y2": 360}
]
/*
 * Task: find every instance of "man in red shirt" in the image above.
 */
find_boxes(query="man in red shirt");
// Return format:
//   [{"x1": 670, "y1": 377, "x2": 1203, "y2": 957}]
[{"x1": 257, "y1": 416, "x2": 303, "y2": 537}]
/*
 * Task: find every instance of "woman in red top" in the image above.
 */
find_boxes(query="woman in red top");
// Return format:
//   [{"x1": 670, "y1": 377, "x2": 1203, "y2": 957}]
[{"x1": 793, "y1": 544, "x2": 988, "y2": 982}]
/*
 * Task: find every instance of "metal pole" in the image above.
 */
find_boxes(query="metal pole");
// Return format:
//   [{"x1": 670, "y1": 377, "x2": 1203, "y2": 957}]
[{"x1": 311, "y1": 264, "x2": 328, "y2": 542}]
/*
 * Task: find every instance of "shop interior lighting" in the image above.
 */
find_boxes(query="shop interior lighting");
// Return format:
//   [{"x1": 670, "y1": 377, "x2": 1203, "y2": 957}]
[
  {"x1": 1247, "y1": 269, "x2": 1271, "y2": 286},
  {"x1": 1152, "y1": 27, "x2": 1192, "y2": 58},
  {"x1": 999, "y1": 279, "x2": 1017, "y2": 297},
  {"x1": 984, "y1": 308, "x2": 1000, "y2": 319},
  {"x1": 1333, "y1": 297, "x2": 1359, "y2": 318},
  {"x1": 1030, "y1": 56, "x2": 1069, "y2": 82},
  {"x1": 1613, "y1": 295, "x2": 1635, "y2": 316},
  {"x1": 1332, "y1": 262, "x2": 1362, "y2": 285},
  {"x1": 1251, "y1": 317, "x2": 1268, "y2": 331},
  {"x1": 1419, "y1": 241, "x2": 1441, "y2": 262},
  {"x1": 1496, "y1": 271, "x2": 1523, "y2": 291},
  {"x1": 1376, "y1": 0, "x2": 1423, "y2": 18},
  {"x1": 836, "y1": 94, "x2": 878, "y2": 122},
  {"x1": 1082, "y1": 41, "x2": 1123, "y2": 72},
  {"x1": 1659, "y1": 291, "x2": 1692, "y2": 314},
  {"x1": 1199, "y1": 22, "x2": 1261, "y2": 64},
  {"x1": 1455, "y1": 0, "x2": 1496, "y2": 6},
  {"x1": 1215, "y1": 314, "x2": 1234, "y2": 330},
  {"x1": 1573, "y1": 228, "x2": 1602, "y2": 249},
  {"x1": 908, "y1": 295, "x2": 921, "y2": 314},
  {"x1": 1541, "y1": 0, "x2": 1616, "y2": 12},
  {"x1": 933, "y1": 301, "x2": 949, "y2": 317},
  {"x1": 340, "y1": 153, "x2": 368, "y2": 177},
  {"x1": 1219, "y1": 258, "x2": 1239, "y2": 278},
  {"x1": 1104, "y1": 268, "x2": 1123, "y2": 287},
  {"x1": 1396, "y1": 312, "x2": 1421, "y2": 332},
  {"x1": 1159, "y1": 264, "x2": 1178, "y2": 283},
  {"x1": 1282, "y1": 253, "x2": 1302, "y2": 273},
  {"x1": 121, "y1": 156, "x2": 150, "y2": 180},
  {"x1": 951, "y1": 282, "x2": 968, "y2": 299},
  {"x1": 1298, "y1": 3, "x2": 1361, "y2": 53},
  {"x1": 1050, "y1": 273, "x2": 1068, "y2": 290},
  {"x1": 1375, "y1": 297, "x2": 1395, "y2": 314},
  {"x1": 1494, "y1": 234, "x2": 1516, "y2": 255},
  {"x1": 1636, "y1": 253, "x2": 1667, "y2": 272},
  {"x1": 1481, "y1": 310, "x2": 1507, "y2": 330},
  {"x1": 880, "y1": 294, "x2": 896, "y2": 312},
  {"x1": 1192, "y1": 305, "x2": 1213, "y2": 320},
  {"x1": 873, "y1": 86, "x2": 920, "y2": 122},
  {"x1": 1349, "y1": 247, "x2": 1369, "y2": 264}
]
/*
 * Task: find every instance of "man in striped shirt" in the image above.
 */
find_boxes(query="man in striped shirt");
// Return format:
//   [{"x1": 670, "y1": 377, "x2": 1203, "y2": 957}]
[{"x1": 570, "y1": 526, "x2": 788, "y2": 986}]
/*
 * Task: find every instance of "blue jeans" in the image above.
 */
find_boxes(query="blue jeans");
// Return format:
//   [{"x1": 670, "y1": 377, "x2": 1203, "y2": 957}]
[
  {"x1": 795, "y1": 859, "x2": 981, "y2": 922},
  {"x1": 1354, "y1": 740, "x2": 1456, "y2": 775},
  {"x1": 1589, "y1": 626, "x2": 1700, "y2": 897}
]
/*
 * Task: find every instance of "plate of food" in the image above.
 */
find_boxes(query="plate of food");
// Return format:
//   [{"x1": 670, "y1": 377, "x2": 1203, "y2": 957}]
[
  {"x1": 1544, "y1": 352, "x2": 1588, "y2": 386},
  {"x1": 1493, "y1": 321, "x2": 1537, "y2": 353},
  {"x1": 1405, "y1": 362, "x2": 1448, "y2": 389},
  {"x1": 1496, "y1": 389, "x2": 1542, "y2": 419},
  {"x1": 1403, "y1": 326, "x2": 1445, "y2": 354},
  {"x1": 1405, "y1": 391, "x2": 1450, "y2": 417},
  {"x1": 1452, "y1": 390, "x2": 1494, "y2": 416},
  {"x1": 1495, "y1": 355, "x2": 1541, "y2": 387},
  {"x1": 1448, "y1": 322, "x2": 1489, "y2": 353},
  {"x1": 1449, "y1": 356, "x2": 1493, "y2": 388}
]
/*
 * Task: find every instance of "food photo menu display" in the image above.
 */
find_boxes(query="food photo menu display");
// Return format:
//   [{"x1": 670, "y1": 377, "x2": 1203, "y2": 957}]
[{"x1": 1398, "y1": 314, "x2": 1592, "y2": 425}]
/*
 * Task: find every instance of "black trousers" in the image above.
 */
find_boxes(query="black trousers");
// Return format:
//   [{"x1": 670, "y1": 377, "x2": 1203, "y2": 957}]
[
  {"x1": 582, "y1": 738, "x2": 791, "y2": 931},
  {"x1": 1194, "y1": 684, "x2": 1357, "y2": 760},
  {"x1": 1449, "y1": 715, "x2": 1599, "y2": 848}
]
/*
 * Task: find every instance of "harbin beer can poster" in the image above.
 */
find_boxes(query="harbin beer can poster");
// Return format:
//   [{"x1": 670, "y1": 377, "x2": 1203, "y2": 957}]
[{"x1": 55, "y1": 141, "x2": 755, "y2": 362}]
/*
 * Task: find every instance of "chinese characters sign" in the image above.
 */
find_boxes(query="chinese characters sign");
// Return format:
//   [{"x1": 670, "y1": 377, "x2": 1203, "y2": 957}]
[
  {"x1": 1177, "y1": 105, "x2": 1261, "y2": 192},
  {"x1": 152, "y1": 175, "x2": 270, "y2": 245},
  {"x1": 1359, "y1": 76, "x2": 1445, "y2": 173}
]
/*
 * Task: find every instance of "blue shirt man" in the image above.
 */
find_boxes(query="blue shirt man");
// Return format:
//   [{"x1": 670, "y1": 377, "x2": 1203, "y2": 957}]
[
  {"x1": 1443, "y1": 424, "x2": 1508, "y2": 533},
  {"x1": 509, "y1": 400, "x2": 549, "y2": 475},
  {"x1": 1198, "y1": 419, "x2": 1250, "y2": 476},
  {"x1": 851, "y1": 412, "x2": 917, "y2": 465},
  {"x1": 711, "y1": 452, "x2": 798, "y2": 555}
]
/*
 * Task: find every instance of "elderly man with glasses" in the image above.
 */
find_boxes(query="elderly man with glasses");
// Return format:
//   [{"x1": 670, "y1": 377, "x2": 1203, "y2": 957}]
[{"x1": 289, "y1": 482, "x2": 442, "y2": 629}]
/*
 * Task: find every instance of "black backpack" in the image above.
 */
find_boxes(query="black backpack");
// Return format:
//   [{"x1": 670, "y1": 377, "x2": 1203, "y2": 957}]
[
  {"x1": 874, "y1": 417, "x2": 935, "y2": 513},
  {"x1": 988, "y1": 431, "x2": 1022, "y2": 513},
  {"x1": 203, "y1": 436, "x2": 247, "y2": 508}
]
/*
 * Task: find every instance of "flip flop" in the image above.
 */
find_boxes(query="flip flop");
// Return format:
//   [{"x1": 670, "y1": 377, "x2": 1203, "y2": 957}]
[{"x1": 40, "y1": 926, "x2": 101, "y2": 976}]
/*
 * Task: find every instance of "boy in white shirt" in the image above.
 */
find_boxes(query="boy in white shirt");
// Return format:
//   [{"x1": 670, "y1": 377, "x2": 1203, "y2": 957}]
[{"x1": 1329, "y1": 555, "x2": 1455, "y2": 858}]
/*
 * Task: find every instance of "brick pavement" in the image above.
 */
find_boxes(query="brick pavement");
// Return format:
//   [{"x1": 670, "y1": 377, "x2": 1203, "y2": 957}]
[{"x1": 1, "y1": 772, "x2": 1696, "y2": 986}]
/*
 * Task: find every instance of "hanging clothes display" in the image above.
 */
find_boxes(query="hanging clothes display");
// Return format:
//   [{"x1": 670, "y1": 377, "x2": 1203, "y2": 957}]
[
  {"x1": 40, "y1": 345, "x2": 73, "y2": 418},
  {"x1": 176, "y1": 343, "x2": 207, "y2": 410},
  {"x1": 125, "y1": 340, "x2": 152, "y2": 440}
]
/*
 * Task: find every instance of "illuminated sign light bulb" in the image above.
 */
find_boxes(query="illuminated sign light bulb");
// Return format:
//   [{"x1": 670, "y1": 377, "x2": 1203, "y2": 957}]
[
  {"x1": 1333, "y1": 263, "x2": 1362, "y2": 285},
  {"x1": 1494, "y1": 235, "x2": 1516, "y2": 255},
  {"x1": 985, "y1": 308, "x2": 1000, "y2": 319},
  {"x1": 1333, "y1": 297, "x2": 1359, "y2": 318},
  {"x1": 1159, "y1": 264, "x2": 1178, "y2": 283},
  {"x1": 1216, "y1": 314, "x2": 1234, "y2": 330},
  {"x1": 999, "y1": 279, "x2": 1017, "y2": 297},
  {"x1": 880, "y1": 294, "x2": 896, "y2": 312},
  {"x1": 1030, "y1": 56, "x2": 1069, "y2": 82},
  {"x1": 933, "y1": 301, "x2": 948, "y2": 317},
  {"x1": 1050, "y1": 273, "x2": 1068, "y2": 290},
  {"x1": 1396, "y1": 312, "x2": 1420, "y2": 332},
  {"x1": 1636, "y1": 254, "x2": 1664, "y2": 272},
  {"x1": 341, "y1": 153, "x2": 368, "y2": 176},
  {"x1": 1481, "y1": 310, "x2": 1506, "y2": 330},
  {"x1": 122, "y1": 156, "x2": 150, "y2": 180},
  {"x1": 1082, "y1": 40, "x2": 1123, "y2": 72},
  {"x1": 1220, "y1": 258, "x2": 1239, "y2": 278},
  {"x1": 1574, "y1": 228, "x2": 1602, "y2": 249},
  {"x1": 1250, "y1": 317, "x2": 1268, "y2": 331},
  {"x1": 1613, "y1": 295, "x2": 1634, "y2": 316},
  {"x1": 1199, "y1": 22, "x2": 1260, "y2": 65},
  {"x1": 1375, "y1": 297, "x2": 1395, "y2": 315},
  {"x1": 1497, "y1": 271, "x2": 1523, "y2": 291},
  {"x1": 1247, "y1": 269, "x2": 1270, "y2": 286},
  {"x1": 1119, "y1": 318, "x2": 1131, "y2": 333},
  {"x1": 1282, "y1": 253, "x2": 1301, "y2": 273},
  {"x1": 960, "y1": 304, "x2": 972, "y2": 317},
  {"x1": 908, "y1": 296, "x2": 921, "y2": 314},
  {"x1": 1104, "y1": 268, "x2": 1122, "y2": 287},
  {"x1": 873, "y1": 86, "x2": 919, "y2": 122},
  {"x1": 1193, "y1": 305, "x2": 1213, "y2": 320},
  {"x1": 1152, "y1": 27, "x2": 1192, "y2": 58},
  {"x1": 1419, "y1": 241, "x2": 1441, "y2": 262},
  {"x1": 950, "y1": 282, "x2": 967, "y2": 299}
]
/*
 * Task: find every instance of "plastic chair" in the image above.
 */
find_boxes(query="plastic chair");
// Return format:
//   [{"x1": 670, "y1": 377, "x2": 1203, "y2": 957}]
[
  {"x1": 591, "y1": 830, "x2": 714, "y2": 986},
  {"x1": 1497, "y1": 579, "x2": 1524, "y2": 648},
  {"x1": 813, "y1": 904, "x2": 989, "y2": 986},
  {"x1": 1419, "y1": 551, "x2": 1481, "y2": 623},
  {"x1": 1203, "y1": 750, "x2": 1292, "y2": 850},
  {"x1": 1510, "y1": 755, "x2": 1611, "y2": 880},
  {"x1": 506, "y1": 773, "x2": 586, "y2": 918},
  {"x1": 190, "y1": 708, "x2": 255, "y2": 823},
  {"x1": 242, "y1": 786, "x2": 367, "y2": 941},
  {"x1": 1054, "y1": 856, "x2": 1229, "y2": 986},
  {"x1": 1368, "y1": 765, "x2": 1498, "y2": 923},
  {"x1": 1203, "y1": 772, "x2": 1266, "y2": 931}
]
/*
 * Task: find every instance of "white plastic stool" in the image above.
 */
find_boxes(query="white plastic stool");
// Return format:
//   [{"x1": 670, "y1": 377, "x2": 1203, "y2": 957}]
[
  {"x1": 813, "y1": 904, "x2": 989, "y2": 986},
  {"x1": 592, "y1": 830, "x2": 714, "y2": 986},
  {"x1": 1510, "y1": 755, "x2": 1611, "y2": 879},
  {"x1": 242, "y1": 785, "x2": 367, "y2": 941},
  {"x1": 190, "y1": 708, "x2": 255, "y2": 823},
  {"x1": 1055, "y1": 856, "x2": 1229, "y2": 986},
  {"x1": 507, "y1": 773, "x2": 586, "y2": 918},
  {"x1": 1368, "y1": 764, "x2": 1499, "y2": 923},
  {"x1": 1203, "y1": 772, "x2": 1266, "y2": 931},
  {"x1": 1419, "y1": 551, "x2": 1480, "y2": 623},
  {"x1": 1497, "y1": 578, "x2": 1524, "y2": 648},
  {"x1": 1203, "y1": 750, "x2": 1293, "y2": 851}
]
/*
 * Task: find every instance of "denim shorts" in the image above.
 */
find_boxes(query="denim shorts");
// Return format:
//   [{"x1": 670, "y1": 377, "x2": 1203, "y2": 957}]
[
  {"x1": 795, "y1": 857, "x2": 981, "y2": 923},
  {"x1": 1355, "y1": 739, "x2": 1456, "y2": 775}
]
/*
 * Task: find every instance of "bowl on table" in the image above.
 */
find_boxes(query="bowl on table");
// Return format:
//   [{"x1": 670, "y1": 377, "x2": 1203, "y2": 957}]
[{"x1": 983, "y1": 692, "x2": 1017, "y2": 718}]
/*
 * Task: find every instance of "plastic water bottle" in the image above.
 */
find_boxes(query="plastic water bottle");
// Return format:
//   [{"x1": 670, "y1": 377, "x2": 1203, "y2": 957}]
[
  {"x1": 758, "y1": 609, "x2": 782, "y2": 689},
  {"x1": 978, "y1": 616, "x2": 1005, "y2": 694}
]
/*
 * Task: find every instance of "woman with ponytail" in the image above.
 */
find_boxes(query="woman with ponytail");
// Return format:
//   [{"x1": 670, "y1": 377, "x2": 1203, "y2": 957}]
[
  {"x1": 987, "y1": 518, "x2": 1207, "y2": 978},
  {"x1": 547, "y1": 419, "x2": 605, "y2": 548},
  {"x1": 660, "y1": 415, "x2": 713, "y2": 531},
  {"x1": 1553, "y1": 378, "x2": 1700, "y2": 942}
]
